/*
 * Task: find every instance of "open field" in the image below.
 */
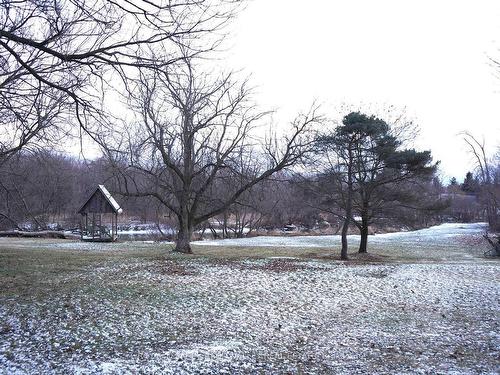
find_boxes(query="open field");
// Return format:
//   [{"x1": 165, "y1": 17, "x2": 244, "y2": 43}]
[{"x1": 0, "y1": 223, "x2": 499, "y2": 374}]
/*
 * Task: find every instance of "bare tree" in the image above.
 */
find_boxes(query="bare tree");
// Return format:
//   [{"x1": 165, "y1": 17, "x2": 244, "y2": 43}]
[
  {"x1": 0, "y1": 80, "x2": 67, "y2": 166},
  {"x1": 0, "y1": 150, "x2": 80, "y2": 229},
  {"x1": 0, "y1": 0, "x2": 242, "y2": 153},
  {"x1": 463, "y1": 132, "x2": 499, "y2": 231},
  {"x1": 105, "y1": 60, "x2": 321, "y2": 253}
]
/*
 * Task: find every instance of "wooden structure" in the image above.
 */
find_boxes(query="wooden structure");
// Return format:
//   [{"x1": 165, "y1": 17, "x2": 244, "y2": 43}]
[{"x1": 78, "y1": 185, "x2": 122, "y2": 242}]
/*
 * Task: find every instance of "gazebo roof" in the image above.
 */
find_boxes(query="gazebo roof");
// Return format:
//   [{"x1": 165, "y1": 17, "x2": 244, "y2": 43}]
[{"x1": 78, "y1": 185, "x2": 123, "y2": 214}]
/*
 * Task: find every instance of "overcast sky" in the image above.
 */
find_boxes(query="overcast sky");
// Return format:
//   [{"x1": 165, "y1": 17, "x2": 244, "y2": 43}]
[{"x1": 223, "y1": 0, "x2": 500, "y2": 181}]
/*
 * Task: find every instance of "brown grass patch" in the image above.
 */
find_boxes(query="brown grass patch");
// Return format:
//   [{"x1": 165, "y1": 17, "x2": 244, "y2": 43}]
[
  {"x1": 151, "y1": 258, "x2": 198, "y2": 276},
  {"x1": 241, "y1": 258, "x2": 311, "y2": 273}
]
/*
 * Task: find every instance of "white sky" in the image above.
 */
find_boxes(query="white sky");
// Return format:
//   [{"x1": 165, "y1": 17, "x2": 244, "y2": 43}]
[{"x1": 223, "y1": 0, "x2": 500, "y2": 181}]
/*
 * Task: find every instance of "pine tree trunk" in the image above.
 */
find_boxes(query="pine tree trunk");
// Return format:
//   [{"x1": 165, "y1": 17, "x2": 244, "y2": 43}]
[
  {"x1": 358, "y1": 212, "x2": 369, "y2": 253},
  {"x1": 340, "y1": 217, "x2": 349, "y2": 260},
  {"x1": 340, "y1": 143, "x2": 353, "y2": 261},
  {"x1": 358, "y1": 222, "x2": 368, "y2": 253}
]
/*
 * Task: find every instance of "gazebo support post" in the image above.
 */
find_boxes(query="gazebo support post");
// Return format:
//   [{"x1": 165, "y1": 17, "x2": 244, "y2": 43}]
[{"x1": 114, "y1": 214, "x2": 116, "y2": 240}]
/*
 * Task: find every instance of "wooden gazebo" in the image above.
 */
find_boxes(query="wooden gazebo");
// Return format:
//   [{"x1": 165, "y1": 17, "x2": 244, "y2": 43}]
[{"x1": 78, "y1": 185, "x2": 122, "y2": 242}]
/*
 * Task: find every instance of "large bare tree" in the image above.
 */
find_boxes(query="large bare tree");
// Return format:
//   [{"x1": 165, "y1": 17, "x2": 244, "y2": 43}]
[
  {"x1": 0, "y1": 0, "x2": 241, "y2": 154},
  {"x1": 105, "y1": 60, "x2": 321, "y2": 253}
]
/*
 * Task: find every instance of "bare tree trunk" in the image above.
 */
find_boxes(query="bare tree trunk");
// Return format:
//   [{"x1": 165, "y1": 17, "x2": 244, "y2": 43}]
[
  {"x1": 485, "y1": 188, "x2": 499, "y2": 231},
  {"x1": 209, "y1": 224, "x2": 219, "y2": 239},
  {"x1": 0, "y1": 213, "x2": 20, "y2": 230},
  {"x1": 155, "y1": 206, "x2": 169, "y2": 240},
  {"x1": 175, "y1": 226, "x2": 193, "y2": 254},
  {"x1": 483, "y1": 233, "x2": 500, "y2": 257},
  {"x1": 223, "y1": 211, "x2": 229, "y2": 239},
  {"x1": 175, "y1": 212, "x2": 193, "y2": 254}
]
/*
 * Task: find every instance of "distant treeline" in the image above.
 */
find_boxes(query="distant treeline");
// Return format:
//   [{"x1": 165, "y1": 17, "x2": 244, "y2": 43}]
[{"x1": 1, "y1": 148, "x2": 496, "y2": 235}]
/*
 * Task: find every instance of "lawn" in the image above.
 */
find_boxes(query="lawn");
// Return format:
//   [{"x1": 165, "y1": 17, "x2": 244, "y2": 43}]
[{"x1": 0, "y1": 224, "x2": 499, "y2": 374}]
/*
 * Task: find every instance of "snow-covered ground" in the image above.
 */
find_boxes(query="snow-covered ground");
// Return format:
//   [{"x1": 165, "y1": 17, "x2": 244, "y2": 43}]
[
  {"x1": 196, "y1": 222, "x2": 488, "y2": 247},
  {"x1": 0, "y1": 222, "x2": 498, "y2": 374},
  {"x1": 1, "y1": 222, "x2": 488, "y2": 260}
]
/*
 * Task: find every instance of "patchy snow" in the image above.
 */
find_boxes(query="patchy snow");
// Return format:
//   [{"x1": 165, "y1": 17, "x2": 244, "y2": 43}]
[
  {"x1": 195, "y1": 222, "x2": 488, "y2": 247},
  {"x1": 0, "y1": 222, "x2": 498, "y2": 374},
  {"x1": 117, "y1": 229, "x2": 157, "y2": 235},
  {"x1": 117, "y1": 227, "x2": 175, "y2": 236},
  {"x1": 46, "y1": 240, "x2": 174, "y2": 251},
  {"x1": 1, "y1": 258, "x2": 498, "y2": 374},
  {"x1": 97, "y1": 184, "x2": 123, "y2": 214}
]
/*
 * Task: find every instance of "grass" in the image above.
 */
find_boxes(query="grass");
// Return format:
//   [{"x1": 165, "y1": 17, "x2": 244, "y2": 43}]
[
  {"x1": 0, "y1": 231, "x2": 498, "y2": 374},
  {"x1": 0, "y1": 232, "x2": 490, "y2": 300}
]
